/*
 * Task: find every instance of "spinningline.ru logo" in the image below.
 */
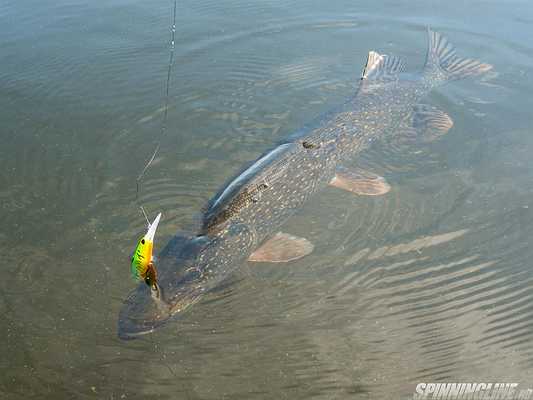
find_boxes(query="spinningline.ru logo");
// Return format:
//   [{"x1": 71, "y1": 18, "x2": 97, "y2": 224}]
[{"x1": 413, "y1": 383, "x2": 533, "y2": 399}]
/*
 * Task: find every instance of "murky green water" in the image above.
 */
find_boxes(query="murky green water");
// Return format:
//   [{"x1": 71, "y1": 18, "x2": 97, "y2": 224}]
[{"x1": 2, "y1": 0, "x2": 533, "y2": 398}]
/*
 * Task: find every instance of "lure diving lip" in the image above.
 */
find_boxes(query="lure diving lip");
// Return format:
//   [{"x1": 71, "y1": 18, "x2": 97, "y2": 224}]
[{"x1": 145, "y1": 212, "x2": 161, "y2": 242}]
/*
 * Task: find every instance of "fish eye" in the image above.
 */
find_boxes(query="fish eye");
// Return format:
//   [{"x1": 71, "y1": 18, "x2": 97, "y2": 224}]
[{"x1": 141, "y1": 239, "x2": 145, "y2": 245}]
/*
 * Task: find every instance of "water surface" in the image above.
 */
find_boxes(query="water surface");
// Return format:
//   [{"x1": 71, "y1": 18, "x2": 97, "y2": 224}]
[{"x1": 2, "y1": 0, "x2": 533, "y2": 398}]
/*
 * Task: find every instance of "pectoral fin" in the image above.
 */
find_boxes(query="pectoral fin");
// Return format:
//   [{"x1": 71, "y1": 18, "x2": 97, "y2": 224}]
[
  {"x1": 329, "y1": 167, "x2": 391, "y2": 196},
  {"x1": 411, "y1": 104, "x2": 454, "y2": 142},
  {"x1": 248, "y1": 232, "x2": 314, "y2": 263}
]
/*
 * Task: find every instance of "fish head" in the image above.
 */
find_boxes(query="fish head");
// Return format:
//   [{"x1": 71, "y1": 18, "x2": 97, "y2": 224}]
[{"x1": 119, "y1": 234, "x2": 210, "y2": 340}]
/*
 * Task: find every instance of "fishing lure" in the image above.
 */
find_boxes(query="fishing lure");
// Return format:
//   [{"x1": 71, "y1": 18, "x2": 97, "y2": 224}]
[{"x1": 131, "y1": 212, "x2": 162, "y2": 289}]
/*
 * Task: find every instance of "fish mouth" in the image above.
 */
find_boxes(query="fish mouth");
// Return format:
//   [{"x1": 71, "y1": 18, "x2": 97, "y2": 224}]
[
  {"x1": 117, "y1": 280, "x2": 203, "y2": 340},
  {"x1": 117, "y1": 284, "x2": 172, "y2": 340}
]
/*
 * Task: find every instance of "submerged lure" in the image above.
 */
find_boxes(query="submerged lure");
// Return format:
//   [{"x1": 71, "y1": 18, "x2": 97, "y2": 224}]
[{"x1": 131, "y1": 213, "x2": 162, "y2": 289}]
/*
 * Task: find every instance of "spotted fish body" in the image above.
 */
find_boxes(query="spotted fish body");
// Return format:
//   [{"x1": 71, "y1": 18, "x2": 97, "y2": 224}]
[{"x1": 118, "y1": 30, "x2": 492, "y2": 339}]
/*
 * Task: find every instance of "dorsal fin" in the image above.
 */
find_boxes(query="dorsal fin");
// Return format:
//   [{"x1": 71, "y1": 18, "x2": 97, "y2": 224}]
[{"x1": 361, "y1": 51, "x2": 406, "y2": 81}]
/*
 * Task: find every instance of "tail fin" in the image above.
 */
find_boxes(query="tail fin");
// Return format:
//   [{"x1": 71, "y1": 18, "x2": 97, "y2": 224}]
[{"x1": 424, "y1": 28, "x2": 492, "y2": 83}]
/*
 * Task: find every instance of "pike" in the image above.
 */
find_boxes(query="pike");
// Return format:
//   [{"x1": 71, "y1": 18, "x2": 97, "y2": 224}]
[{"x1": 118, "y1": 29, "x2": 492, "y2": 339}]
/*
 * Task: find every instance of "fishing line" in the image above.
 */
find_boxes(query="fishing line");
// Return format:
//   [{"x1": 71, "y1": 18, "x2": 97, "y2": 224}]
[
  {"x1": 140, "y1": 205, "x2": 150, "y2": 226},
  {"x1": 136, "y1": 0, "x2": 178, "y2": 203}
]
